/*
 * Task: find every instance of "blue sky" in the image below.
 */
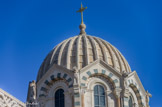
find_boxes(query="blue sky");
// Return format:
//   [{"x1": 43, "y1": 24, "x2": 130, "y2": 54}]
[{"x1": 0, "y1": 0, "x2": 161, "y2": 106}]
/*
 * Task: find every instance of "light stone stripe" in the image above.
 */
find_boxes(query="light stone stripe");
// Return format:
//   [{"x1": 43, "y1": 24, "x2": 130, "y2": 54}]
[
  {"x1": 74, "y1": 92, "x2": 81, "y2": 107},
  {"x1": 94, "y1": 37, "x2": 108, "y2": 63},
  {"x1": 83, "y1": 35, "x2": 90, "y2": 65},
  {"x1": 118, "y1": 51, "x2": 131, "y2": 72},
  {"x1": 57, "y1": 37, "x2": 72, "y2": 65},
  {"x1": 81, "y1": 69, "x2": 119, "y2": 88},
  {"x1": 76, "y1": 35, "x2": 82, "y2": 69},
  {"x1": 40, "y1": 72, "x2": 73, "y2": 95},
  {"x1": 101, "y1": 39, "x2": 117, "y2": 69},
  {"x1": 116, "y1": 49, "x2": 128, "y2": 72},
  {"x1": 87, "y1": 36, "x2": 99, "y2": 60},
  {"x1": 66, "y1": 36, "x2": 78, "y2": 69},
  {"x1": 112, "y1": 46, "x2": 124, "y2": 72},
  {"x1": 128, "y1": 80, "x2": 144, "y2": 106},
  {"x1": 50, "y1": 39, "x2": 67, "y2": 64}
]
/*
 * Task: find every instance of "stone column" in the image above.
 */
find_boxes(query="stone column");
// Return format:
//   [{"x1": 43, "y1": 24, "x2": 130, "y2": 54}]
[
  {"x1": 81, "y1": 93, "x2": 84, "y2": 107},
  {"x1": 114, "y1": 88, "x2": 122, "y2": 107}
]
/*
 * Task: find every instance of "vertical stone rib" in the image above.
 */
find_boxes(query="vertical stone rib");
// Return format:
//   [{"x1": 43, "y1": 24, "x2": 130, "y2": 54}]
[
  {"x1": 101, "y1": 39, "x2": 117, "y2": 68},
  {"x1": 43, "y1": 51, "x2": 53, "y2": 73},
  {"x1": 94, "y1": 37, "x2": 108, "y2": 63},
  {"x1": 76, "y1": 35, "x2": 82, "y2": 69},
  {"x1": 57, "y1": 38, "x2": 72, "y2": 65},
  {"x1": 66, "y1": 36, "x2": 78, "y2": 69},
  {"x1": 116, "y1": 50, "x2": 128, "y2": 72},
  {"x1": 83, "y1": 35, "x2": 90, "y2": 65},
  {"x1": 109, "y1": 45, "x2": 123, "y2": 72},
  {"x1": 50, "y1": 40, "x2": 66, "y2": 64},
  {"x1": 107, "y1": 43, "x2": 121, "y2": 71},
  {"x1": 118, "y1": 51, "x2": 131, "y2": 72},
  {"x1": 87, "y1": 36, "x2": 99, "y2": 60}
]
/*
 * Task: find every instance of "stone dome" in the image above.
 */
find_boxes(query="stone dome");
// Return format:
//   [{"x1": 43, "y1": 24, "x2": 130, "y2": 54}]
[{"x1": 37, "y1": 35, "x2": 131, "y2": 82}]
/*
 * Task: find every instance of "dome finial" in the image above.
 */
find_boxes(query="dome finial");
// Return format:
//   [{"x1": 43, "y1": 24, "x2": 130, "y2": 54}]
[{"x1": 77, "y1": 3, "x2": 87, "y2": 35}]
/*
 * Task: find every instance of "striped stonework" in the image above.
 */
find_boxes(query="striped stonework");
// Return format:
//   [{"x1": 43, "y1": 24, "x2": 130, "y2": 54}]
[
  {"x1": 39, "y1": 72, "x2": 73, "y2": 98},
  {"x1": 127, "y1": 79, "x2": 145, "y2": 107},
  {"x1": 81, "y1": 69, "x2": 120, "y2": 88},
  {"x1": 74, "y1": 92, "x2": 81, "y2": 107}
]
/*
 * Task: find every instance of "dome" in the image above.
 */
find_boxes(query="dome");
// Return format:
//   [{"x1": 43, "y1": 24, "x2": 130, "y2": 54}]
[{"x1": 37, "y1": 34, "x2": 131, "y2": 82}]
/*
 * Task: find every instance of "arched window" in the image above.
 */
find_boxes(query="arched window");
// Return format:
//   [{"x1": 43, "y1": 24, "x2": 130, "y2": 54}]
[
  {"x1": 94, "y1": 85, "x2": 106, "y2": 107},
  {"x1": 55, "y1": 89, "x2": 64, "y2": 107},
  {"x1": 128, "y1": 96, "x2": 133, "y2": 107}
]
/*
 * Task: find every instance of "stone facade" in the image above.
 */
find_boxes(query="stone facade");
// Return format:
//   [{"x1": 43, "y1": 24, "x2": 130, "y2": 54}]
[
  {"x1": 0, "y1": 88, "x2": 25, "y2": 107},
  {"x1": 26, "y1": 33, "x2": 151, "y2": 107}
]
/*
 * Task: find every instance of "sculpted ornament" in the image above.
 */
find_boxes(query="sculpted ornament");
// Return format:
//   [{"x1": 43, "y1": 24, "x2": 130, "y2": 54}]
[
  {"x1": 73, "y1": 66, "x2": 79, "y2": 86},
  {"x1": 146, "y1": 90, "x2": 152, "y2": 107}
]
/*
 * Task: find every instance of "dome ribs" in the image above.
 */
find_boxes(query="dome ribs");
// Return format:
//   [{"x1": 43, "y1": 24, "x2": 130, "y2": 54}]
[
  {"x1": 93, "y1": 37, "x2": 107, "y2": 63},
  {"x1": 86, "y1": 36, "x2": 94, "y2": 63},
  {"x1": 83, "y1": 35, "x2": 90, "y2": 65},
  {"x1": 101, "y1": 39, "x2": 116, "y2": 68},
  {"x1": 57, "y1": 37, "x2": 72, "y2": 65},
  {"x1": 80, "y1": 36, "x2": 86, "y2": 68},
  {"x1": 70, "y1": 37, "x2": 78, "y2": 69},
  {"x1": 50, "y1": 40, "x2": 66, "y2": 64},
  {"x1": 43, "y1": 51, "x2": 53, "y2": 73},
  {"x1": 87, "y1": 36, "x2": 99, "y2": 61},
  {"x1": 116, "y1": 49, "x2": 128, "y2": 72},
  {"x1": 61, "y1": 39, "x2": 71, "y2": 67},
  {"x1": 117, "y1": 51, "x2": 131, "y2": 72},
  {"x1": 107, "y1": 43, "x2": 120, "y2": 72},
  {"x1": 66, "y1": 36, "x2": 78, "y2": 69},
  {"x1": 76, "y1": 35, "x2": 82, "y2": 69},
  {"x1": 37, "y1": 35, "x2": 132, "y2": 81},
  {"x1": 109, "y1": 44, "x2": 123, "y2": 72}
]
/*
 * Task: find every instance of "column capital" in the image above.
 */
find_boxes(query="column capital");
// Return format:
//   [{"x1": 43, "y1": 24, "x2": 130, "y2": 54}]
[{"x1": 114, "y1": 88, "x2": 122, "y2": 98}]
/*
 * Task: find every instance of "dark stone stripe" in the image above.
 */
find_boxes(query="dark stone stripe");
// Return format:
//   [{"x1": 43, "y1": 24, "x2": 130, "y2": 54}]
[
  {"x1": 63, "y1": 73, "x2": 68, "y2": 79},
  {"x1": 82, "y1": 76, "x2": 87, "y2": 81},
  {"x1": 69, "y1": 84, "x2": 73, "y2": 88},
  {"x1": 41, "y1": 87, "x2": 48, "y2": 92},
  {"x1": 75, "y1": 102, "x2": 80, "y2": 106},
  {"x1": 113, "y1": 79, "x2": 118, "y2": 83},
  {"x1": 108, "y1": 73, "x2": 113, "y2": 78},
  {"x1": 44, "y1": 80, "x2": 51, "y2": 86},
  {"x1": 74, "y1": 93, "x2": 80, "y2": 97},
  {"x1": 67, "y1": 78, "x2": 72, "y2": 83},
  {"x1": 57, "y1": 73, "x2": 61, "y2": 78},
  {"x1": 102, "y1": 69, "x2": 106, "y2": 74},
  {"x1": 81, "y1": 83, "x2": 85, "y2": 87},
  {"x1": 94, "y1": 69, "x2": 98, "y2": 73},
  {"x1": 50, "y1": 75, "x2": 56, "y2": 81},
  {"x1": 39, "y1": 94, "x2": 46, "y2": 97},
  {"x1": 86, "y1": 71, "x2": 91, "y2": 76}
]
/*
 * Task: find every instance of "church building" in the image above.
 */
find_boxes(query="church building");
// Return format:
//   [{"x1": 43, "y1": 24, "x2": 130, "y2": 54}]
[
  {"x1": 26, "y1": 4, "x2": 151, "y2": 107},
  {"x1": 0, "y1": 3, "x2": 152, "y2": 107}
]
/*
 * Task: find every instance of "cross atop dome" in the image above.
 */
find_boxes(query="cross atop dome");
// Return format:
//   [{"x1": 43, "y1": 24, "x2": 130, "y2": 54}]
[{"x1": 77, "y1": 3, "x2": 87, "y2": 35}]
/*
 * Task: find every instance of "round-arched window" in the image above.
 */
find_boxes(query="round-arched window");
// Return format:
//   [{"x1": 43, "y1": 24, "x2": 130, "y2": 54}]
[
  {"x1": 94, "y1": 85, "x2": 106, "y2": 107},
  {"x1": 55, "y1": 89, "x2": 64, "y2": 107},
  {"x1": 128, "y1": 96, "x2": 133, "y2": 107}
]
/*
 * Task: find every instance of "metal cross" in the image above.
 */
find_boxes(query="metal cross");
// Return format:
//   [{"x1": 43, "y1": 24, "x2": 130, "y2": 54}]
[{"x1": 77, "y1": 3, "x2": 87, "y2": 24}]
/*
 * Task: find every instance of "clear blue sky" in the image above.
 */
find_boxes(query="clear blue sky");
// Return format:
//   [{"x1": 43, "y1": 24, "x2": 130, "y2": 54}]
[{"x1": 0, "y1": 0, "x2": 161, "y2": 106}]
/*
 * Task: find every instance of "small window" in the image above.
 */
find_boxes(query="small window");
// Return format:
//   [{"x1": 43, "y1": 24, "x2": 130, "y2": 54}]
[
  {"x1": 128, "y1": 96, "x2": 133, "y2": 107},
  {"x1": 55, "y1": 89, "x2": 64, "y2": 107},
  {"x1": 94, "y1": 85, "x2": 106, "y2": 107}
]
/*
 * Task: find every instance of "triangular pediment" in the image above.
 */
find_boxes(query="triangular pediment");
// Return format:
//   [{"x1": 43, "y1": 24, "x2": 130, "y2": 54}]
[{"x1": 80, "y1": 59, "x2": 122, "y2": 78}]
